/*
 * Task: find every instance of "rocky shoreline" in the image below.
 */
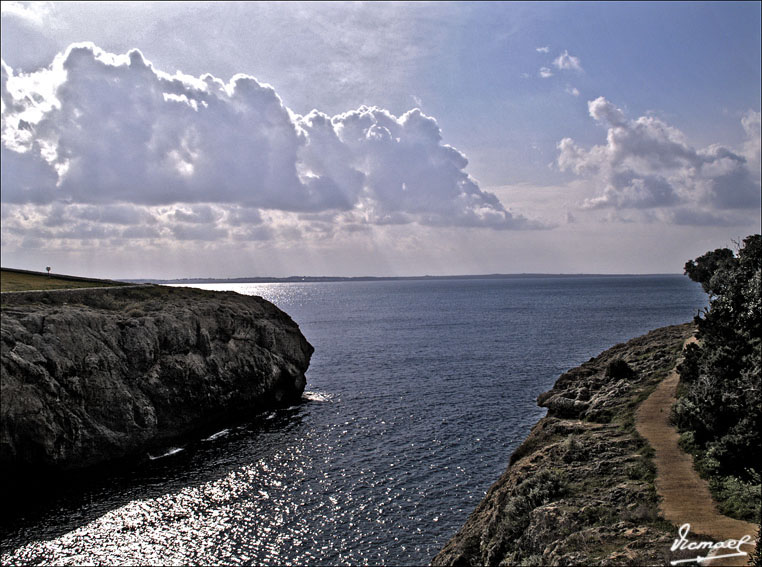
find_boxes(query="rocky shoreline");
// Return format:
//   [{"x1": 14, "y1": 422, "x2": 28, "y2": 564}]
[
  {"x1": 0, "y1": 285, "x2": 313, "y2": 494},
  {"x1": 432, "y1": 323, "x2": 699, "y2": 566}
]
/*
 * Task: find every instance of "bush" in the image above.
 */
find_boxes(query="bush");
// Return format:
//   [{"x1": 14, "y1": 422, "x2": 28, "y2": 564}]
[
  {"x1": 605, "y1": 359, "x2": 636, "y2": 380},
  {"x1": 562, "y1": 435, "x2": 587, "y2": 463},
  {"x1": 627, "y1": 459, "x2": 656, "y2": 482},
  {"x1": 674, "y1": 234, "x2": 762, "y2": 480},
  {"x1": 485, "y1": 470, "x2": 565, "y2": 564},
  {"x1": 709, "y1": 470, "x2": 761, "y2": 523},
  {"x1": 500, "y1": 470, "x2": 565, "y2": 539}
]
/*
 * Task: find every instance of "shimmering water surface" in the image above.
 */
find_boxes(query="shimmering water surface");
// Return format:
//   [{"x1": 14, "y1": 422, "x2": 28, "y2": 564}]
[{"x1": 1, "y1": 276, "x2": 706, "y2": 565}]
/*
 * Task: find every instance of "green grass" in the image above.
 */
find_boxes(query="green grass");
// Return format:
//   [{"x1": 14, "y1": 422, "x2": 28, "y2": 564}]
[{"x1": 0, "y1": 269, "x2": 125, "y2": 292}]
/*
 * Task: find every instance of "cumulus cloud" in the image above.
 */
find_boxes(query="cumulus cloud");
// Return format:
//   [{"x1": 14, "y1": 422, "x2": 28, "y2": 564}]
[
  {"x1": 536, "y1": 46, "x2": 550, "y2": 53},
  {"x1": 1, "y1": 1, "x2": 51, "y2": 27},
  {"x1": 557, "y1": 96, "x2": 761, "y2": 223},
  {"x1": 539, "y1": 67, "x2": 553, "y2": 79},
  {"x1": 1, "y1": 42, "x2": 539, "y2": 245},
  {"x1": 553, "y1": 50, "x2": 583, "y2": 72},
  {"x1": 565, "y1": 85, "x2": 580, "y2": 97}
]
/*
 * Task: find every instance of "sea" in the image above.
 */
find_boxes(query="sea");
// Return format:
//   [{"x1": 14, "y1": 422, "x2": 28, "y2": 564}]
[{"x1": 1, "y1": 275, "x2": 707, "y2": 566}]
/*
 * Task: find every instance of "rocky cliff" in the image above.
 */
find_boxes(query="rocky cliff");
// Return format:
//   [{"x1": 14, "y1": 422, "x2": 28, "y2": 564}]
[
  {"x1": 432, "y1": 323, "x2": 697, "y2": 566},
  {"x1": 0, "y1": 285, "x2": 313, "y2": 483}
]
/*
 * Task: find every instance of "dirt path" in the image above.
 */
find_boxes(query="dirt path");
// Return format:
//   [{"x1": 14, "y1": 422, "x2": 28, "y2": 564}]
[{"x1": 636, "y1": 338, "x2": 757, "y2": 567}]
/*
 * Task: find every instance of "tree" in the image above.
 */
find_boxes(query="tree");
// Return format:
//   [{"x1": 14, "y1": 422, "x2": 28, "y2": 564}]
[
  {"x1": 683, "y1": 247, "x2": 735, "y2": 295},
  {"x1": 673, "y1": 235, "x2": 761, "y2": 479}
]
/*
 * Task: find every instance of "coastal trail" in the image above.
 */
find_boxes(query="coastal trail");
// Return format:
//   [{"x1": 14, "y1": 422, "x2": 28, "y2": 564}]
[{"x1": 636, "y1": 337, "x2": 757, "y2": 567}]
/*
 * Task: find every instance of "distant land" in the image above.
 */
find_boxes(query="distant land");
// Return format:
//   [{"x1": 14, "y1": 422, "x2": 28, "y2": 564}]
[
  {"x1": 123, "y1": 273, "x2": 682, "y2": 285},
  {"x1": 0, "y1": 267, "x2": 127, "y2": 292}
]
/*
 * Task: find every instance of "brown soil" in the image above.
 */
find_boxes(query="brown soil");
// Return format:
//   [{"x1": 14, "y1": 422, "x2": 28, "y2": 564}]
[{"x1": 636, "y1": 338, "x2": 757, "y2": 567}]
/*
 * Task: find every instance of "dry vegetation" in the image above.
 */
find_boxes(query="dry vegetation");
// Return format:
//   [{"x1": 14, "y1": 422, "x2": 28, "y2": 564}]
[
  {"x1": 0, "y1": 269, "x2": 125, "y2": 292},
  {"x1": 432, "y1": 324, "x2": 699, "y2": 566}
]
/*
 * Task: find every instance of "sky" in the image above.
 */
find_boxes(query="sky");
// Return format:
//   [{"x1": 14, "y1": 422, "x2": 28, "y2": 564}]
[{"x1": 1, "y1": 1, "x2": 760, "y2": 279}]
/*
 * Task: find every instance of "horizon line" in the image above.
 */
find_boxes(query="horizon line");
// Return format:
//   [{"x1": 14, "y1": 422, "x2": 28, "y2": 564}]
[
  {"x1": 123, "y1": 272, "x2": 687, "y2": 283},
  {"x1": 1, "y1": 267, "x2": 688, "y2": 283}
]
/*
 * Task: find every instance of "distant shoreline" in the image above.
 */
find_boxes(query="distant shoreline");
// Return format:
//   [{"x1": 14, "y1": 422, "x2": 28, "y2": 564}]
[
  {"x1": 1, "y1": 266, "x2": 688, "y2": 290},
  {"x1": 124, "y1": 273, "x2": 684, "y2": 285}
]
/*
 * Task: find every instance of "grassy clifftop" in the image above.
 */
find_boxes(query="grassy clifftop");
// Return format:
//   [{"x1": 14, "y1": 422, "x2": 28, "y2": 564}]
[{"x1": 0, "y1": 268, "x2": 127, "y2": 292}]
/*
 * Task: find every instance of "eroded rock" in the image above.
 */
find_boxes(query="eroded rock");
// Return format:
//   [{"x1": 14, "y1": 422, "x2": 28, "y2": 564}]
[{"x1": 0, "y1": 285, "x2": 313, "y2": 479}]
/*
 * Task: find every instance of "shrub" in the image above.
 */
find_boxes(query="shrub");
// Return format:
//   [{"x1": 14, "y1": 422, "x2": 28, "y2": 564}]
[
  {"x1": 709, "y1": 470, "x2": 761, "y2": 523},
  {"x1": 605, "y1": 358, "x2": 636, "y2": 380},
  {"x1": 579, "y1": 504, "x2": 616, "y2": 526},
  {"x1": 485, "y1": 470, "x2": 566, "y2": 564},
  {"x1": 674, "y1": 235, "x2": 761, "y2": 480},
  {"x1": 562, "y1": 435, "x2": 587, "y2": 463},
  {"x1": 673, "y1": 235, "x2": 762, "y2": 524},
  {"x1": 627, "y1": 459, "x2": 656, "y2": 482}
]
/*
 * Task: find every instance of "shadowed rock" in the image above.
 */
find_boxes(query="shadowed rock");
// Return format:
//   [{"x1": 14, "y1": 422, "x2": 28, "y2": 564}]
[{"x1": 0, "y1": 285, "x2": 313, "y2": 482}]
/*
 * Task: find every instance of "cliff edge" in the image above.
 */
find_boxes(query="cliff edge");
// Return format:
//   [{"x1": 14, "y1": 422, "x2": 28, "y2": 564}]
[
  {"x1": 0, "y1": 285, "x2": 313, "y2": 484},
  {"x1": 432, "y1": 323, "x2": 698, "y2": 566}
]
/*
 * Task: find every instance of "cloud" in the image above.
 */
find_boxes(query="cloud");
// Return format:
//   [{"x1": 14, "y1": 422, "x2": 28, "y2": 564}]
[
  {"x1": 536, "y1": 46, "x2": 550, "y2": 53},
  {"x1": 172, "y1": 205, "x2": 222, "y2": 224},
  {"x1": 0, "y1": 1, "x2": 51, "y2": 27},
  {"x1": 171, "y1": 223, "x2": 227, "y2": 241},
  {"x1": 225, "y1": 206, "x2": 264, "y2": 227},
  {"x1": 557, "y1": 96, "x2": 761, "y2": 223},
  {"x1": 587, "y1": 96, "x2": 627, "y2": 126},
  {"x1": 741, "y1": 109, "x2": 761, "y2": 177},
  {"x1": 663, "y1": 207, "x2": 752, "y2": 227},
  {"x1": 565, "y1": 85, "x2": 580, "y2": 97},
  {"x1": 70, "y1": 204, "x2": 157, "y2": 226},
  {"x1": 553, "y1": 50, "x2": 583, "y2": 72},
  {"x1": 539, "y1": 67, "x2": 553, "y2": 79},
  {"x1": 1, "y1": 42, "x2": 540, "y2": 241},
  {"x1": 301, "y1": 106, "x2": 540, "y2": 229},
  {"x1": 0, "y1": 201, "x2": 277, "y2": 245}
]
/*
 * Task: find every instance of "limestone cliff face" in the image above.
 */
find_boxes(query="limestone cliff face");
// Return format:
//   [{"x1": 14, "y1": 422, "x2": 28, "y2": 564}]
[
  {"x1": 432, "y1": 324, "x2": 696, "y2": 567},
  {"x1": 0, "y1": 285, "x2": 313, "y2": 477}
]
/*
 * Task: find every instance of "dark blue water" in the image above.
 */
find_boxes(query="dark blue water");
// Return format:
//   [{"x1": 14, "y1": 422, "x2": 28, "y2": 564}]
[{"x1": 1, "y1": 276, "x2": 706, "y2": 565}]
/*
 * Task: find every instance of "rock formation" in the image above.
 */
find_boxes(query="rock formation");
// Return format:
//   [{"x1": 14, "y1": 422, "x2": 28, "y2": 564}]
[
  {"x1": 432, "y1": 323, "x2": 698, "y2": 566},
  {"x1": 0, "y1": 285, "x2": 313, "y2": 482}
]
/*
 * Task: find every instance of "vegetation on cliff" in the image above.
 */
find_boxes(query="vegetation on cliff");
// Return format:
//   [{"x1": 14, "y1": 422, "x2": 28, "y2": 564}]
[
  {"x1": 673, "y1": 234, "x2": 761, "y2": 522},
  {"x1": 432, "y1": 324, "x2": 696, "y2": 566},
  {"x1": 432, "y1": 239, "x2": 761, "y2": 566},
  {"x1": 0, "y1": 268, "x2": 127, "y2": 292}
]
